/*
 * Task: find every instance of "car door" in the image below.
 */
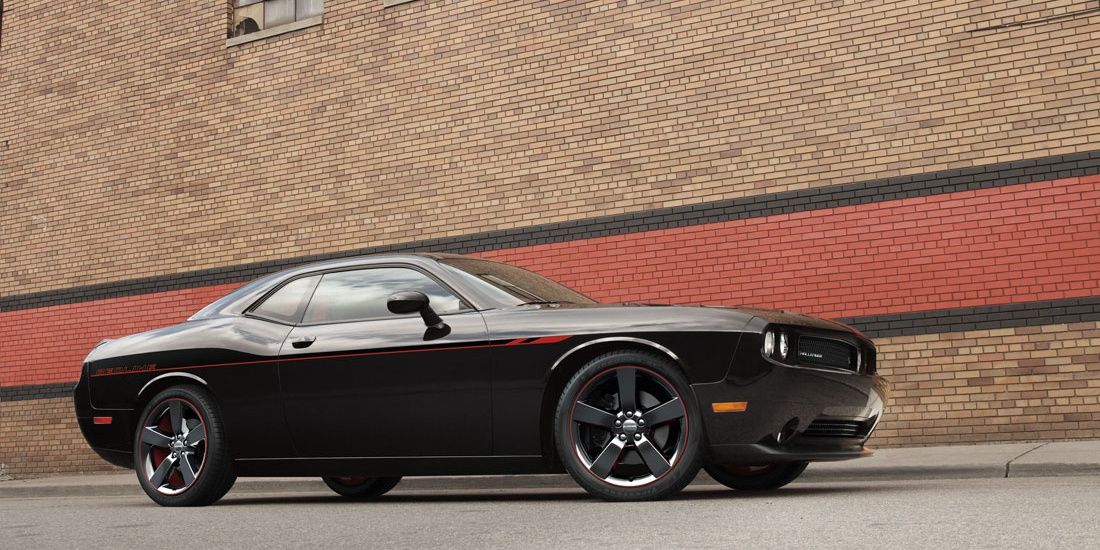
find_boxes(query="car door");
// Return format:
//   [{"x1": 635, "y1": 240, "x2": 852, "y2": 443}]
[{"x1": 278, "y1": 265, "x2": 492, "y2": 458}]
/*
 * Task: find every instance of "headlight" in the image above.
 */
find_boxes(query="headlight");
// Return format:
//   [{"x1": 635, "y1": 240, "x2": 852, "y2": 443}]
[
  {"x1": 763, "y1": 330, "x2": 775, "y2": 356},
  {"x1": 779, "y1": 332, "x2": 789, "y2": 359}
]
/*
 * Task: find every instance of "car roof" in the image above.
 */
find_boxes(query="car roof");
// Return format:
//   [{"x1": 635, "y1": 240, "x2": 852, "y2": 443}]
[
  {"x1": 284, "y1": 252, "x2": 439, "y2": 269},
  {"x1": 267, "y1": 251, "x2": 475, "y2": 275}
]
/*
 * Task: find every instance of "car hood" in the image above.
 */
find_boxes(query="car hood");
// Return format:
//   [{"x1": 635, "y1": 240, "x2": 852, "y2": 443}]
[
  {"x1": 728, "y1": 306, "x2": 861, "y2": 334},
  {"x1": 523, "y1": 301, "x2": 860, "y2": 335}
]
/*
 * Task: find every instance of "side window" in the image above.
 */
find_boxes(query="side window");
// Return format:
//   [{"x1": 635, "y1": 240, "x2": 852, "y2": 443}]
[
  {"x1": 250, "y1": 275, "x2": 320, "y2": 323},
  {"x1": 303, "y1": 267, "x2": 466, "y2": 324}
]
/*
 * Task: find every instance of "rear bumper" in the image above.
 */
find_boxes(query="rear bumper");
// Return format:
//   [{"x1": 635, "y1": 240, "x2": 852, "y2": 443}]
[
  {"x1": 694, "y1": 360, "x2": 888, "y2": 465},
  {"x1": 73, "y1": 371, "x2": 134, "y2": 468}
]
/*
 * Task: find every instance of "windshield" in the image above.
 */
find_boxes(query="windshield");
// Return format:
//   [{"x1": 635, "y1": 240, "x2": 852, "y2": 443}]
[{"x1": 438, "y1": 258, "x2": 597, "y2": 306}]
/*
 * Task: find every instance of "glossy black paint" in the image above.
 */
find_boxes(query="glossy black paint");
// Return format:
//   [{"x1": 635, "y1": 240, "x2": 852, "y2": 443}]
[
  {"x1": 74, "y1": 253, "x2": 886, "y2": 476},
  {"x1": 280, "y1": 312, "x2": 492, "y2": 457}
]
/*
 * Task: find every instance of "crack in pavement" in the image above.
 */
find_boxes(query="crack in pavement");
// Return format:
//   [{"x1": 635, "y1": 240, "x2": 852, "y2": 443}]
[{"x1": 1004, "y1": 442, "x2": 1049, "y2": 478}]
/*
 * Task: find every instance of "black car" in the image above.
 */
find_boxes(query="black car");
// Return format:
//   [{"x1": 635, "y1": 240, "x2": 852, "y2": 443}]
[{"x1": 74, "y1": 253, "x2": 887, "y2": 506}]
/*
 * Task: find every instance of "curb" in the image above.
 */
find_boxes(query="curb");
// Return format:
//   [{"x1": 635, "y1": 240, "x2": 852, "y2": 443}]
[
  {"x1": 0, "y1": 479, "x2": 327, "y2": 499},
  {"x1": 1007, "y1": 463, "x2": 1100, "y2": 477},
  {"x1": 798, "y1": 465, "x2": 1008, "y2": 482},
  {"x1": 3, "y1": 462, "x2": 1097, "y2": 499},
  {"x1": 0, "y1": 475, "x2": 589, "y2": 499}
]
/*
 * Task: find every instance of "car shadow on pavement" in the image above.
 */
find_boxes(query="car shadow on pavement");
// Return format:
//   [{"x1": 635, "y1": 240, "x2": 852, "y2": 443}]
[{"x1": 208, "y1": 484, "x2": 896, "y2": 507}]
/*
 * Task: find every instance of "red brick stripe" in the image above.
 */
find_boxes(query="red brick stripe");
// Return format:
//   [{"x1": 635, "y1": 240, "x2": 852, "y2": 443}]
[
  {"x1": 2, "y1": 176, "x2": 1097, "y2": 389},
  {"x1": 0, "y1": 285, "x2": 240, "y2": 387},
  {"x1": 480, "y1": 176, "x2": 1100, "y2": 318}
]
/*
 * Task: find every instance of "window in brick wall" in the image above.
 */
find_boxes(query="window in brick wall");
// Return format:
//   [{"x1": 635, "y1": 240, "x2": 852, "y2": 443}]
[
  {"x1": 231, "y1": 0, "x2": 323, "y2": 38},
  {"x1": 969, "y1": 0, "x2": 1100, "y2": 32}
]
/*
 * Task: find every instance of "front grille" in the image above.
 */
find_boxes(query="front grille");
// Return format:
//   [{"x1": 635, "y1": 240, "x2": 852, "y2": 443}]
[
  {"x1": 802, "y1": 418, "x2": 873, "y2": 439},
  {"x1": 797, "y1": 336, "x2": 857, "y2": 372}
]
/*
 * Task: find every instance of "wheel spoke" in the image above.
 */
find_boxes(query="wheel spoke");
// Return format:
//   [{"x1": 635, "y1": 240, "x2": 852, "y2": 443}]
[
  {"x1": 616, "y1": 368, "x2": 637, "y2": 412},
  {"x1": 141, "y1": 427, "x2": 173, "y2": 447},
  {"x1": 178, "y1": 453, "x2": 198, "y2": 485},
  {"x1": 642, "y1": 397, "x2": 684, "y2": 426},
  {"x1": 149, "y1": 455, "x2": 177, "y2": 487},
  {"x1": 635, "y1": 435, "x2": 671, "y2": 477},
  {"x1": 168, "y1": 401, "x2": 184, "y2": 435},
  {"x1": 184, "y1": 424, "x2": 206, "y2": 446},
  {"x1": 573, "y1": 402, "x2": 616, "y2": 428},
  {"x1": 588, "y1": 438, "x2": 626, "y2": 479}
]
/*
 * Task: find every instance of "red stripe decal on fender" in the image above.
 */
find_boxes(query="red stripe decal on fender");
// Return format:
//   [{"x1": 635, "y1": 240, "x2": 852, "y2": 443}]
[{"x1": 528, "y1": 335, "x2": 572, "y2": 344}]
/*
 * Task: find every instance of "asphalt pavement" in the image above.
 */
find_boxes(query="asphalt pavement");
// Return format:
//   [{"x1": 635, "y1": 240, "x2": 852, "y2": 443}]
[
  {"x1": 2, "y1": 476, "x2": 1099, "y2": 549},
  {"x1": 2, "y1": 441, "x2": 1099, "y2": 548}
]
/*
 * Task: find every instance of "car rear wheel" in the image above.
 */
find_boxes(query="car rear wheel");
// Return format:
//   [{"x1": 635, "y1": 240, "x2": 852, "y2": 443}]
[
  {"x1": 322, "y1": 476, "x2": 402, "y2": 499},
  {"x1": 134, "y1": 385, "x2": 236, "y2": 506},
  {"x1": 704, "y1": 461, "x2": 808, "y2": 491},
  {"x1": 555, "y1": 350, "x2": 702, "y2": 501}
]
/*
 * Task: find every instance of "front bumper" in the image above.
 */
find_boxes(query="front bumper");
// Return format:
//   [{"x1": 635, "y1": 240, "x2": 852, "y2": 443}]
[{"x1": 694, "y1": 360, "x2": 887, "y2": 465}]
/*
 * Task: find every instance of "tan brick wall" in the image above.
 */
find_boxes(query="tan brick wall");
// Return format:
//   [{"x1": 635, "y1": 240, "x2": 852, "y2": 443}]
[
  {"x1": 2, "y1": 0, "x2": 1099, "y2": 477},
  {"x1": 870, "y1": 322, "x2": 1100, "y2": 447},
  {"x1": 2, "y1": 0, "x2": 1099, "y2": 295},
  {"x1": 0, "y1": 398, "x2": 123, "y2": 478}
]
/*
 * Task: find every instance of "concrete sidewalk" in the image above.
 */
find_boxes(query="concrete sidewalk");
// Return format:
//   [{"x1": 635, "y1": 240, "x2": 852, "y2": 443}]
[{"x1": 1, "y1": 440, "x2": 1096, "y2": 498}]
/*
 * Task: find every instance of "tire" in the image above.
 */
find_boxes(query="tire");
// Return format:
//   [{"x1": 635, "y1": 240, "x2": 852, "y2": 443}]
[
  {"x1": 133, "y1": 385, "x2": 236, "y2": 506},
  {"x1": 554, "y1": 350, "x2": 702, "y2": 501},
  {"x1": 704, "y1": 461, "x2": 808, "y2": 491},
  {"x1": 322, "y1": 476, "x2": 402, "y2": 499}
]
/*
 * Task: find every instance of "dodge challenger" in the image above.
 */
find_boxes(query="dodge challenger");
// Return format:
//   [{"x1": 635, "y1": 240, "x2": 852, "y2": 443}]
[{"x1": 74, "y1": 253, "x2": 887, "y2": 506}]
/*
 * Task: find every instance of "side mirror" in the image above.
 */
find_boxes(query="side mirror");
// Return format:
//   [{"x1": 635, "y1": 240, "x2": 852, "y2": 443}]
[{"x1": 387, "y1": 291, "x2": 446, "y2": 330}]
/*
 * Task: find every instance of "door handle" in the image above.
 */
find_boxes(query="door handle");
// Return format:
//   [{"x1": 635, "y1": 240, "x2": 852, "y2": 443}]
[{"x1": 291, "y1": 336, "x2": 316, "y2": 349}]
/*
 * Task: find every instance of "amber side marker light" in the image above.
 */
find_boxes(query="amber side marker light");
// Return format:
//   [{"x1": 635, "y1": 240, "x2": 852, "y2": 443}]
[
  {"x1": 711, "y1": 402, "x2": 748, "y2": 413},
  {"x1": 92, "y1": 416, "x2": 113, "y2": 425}
]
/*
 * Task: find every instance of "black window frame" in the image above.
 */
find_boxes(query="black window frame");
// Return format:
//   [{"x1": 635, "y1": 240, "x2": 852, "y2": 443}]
[{"x1": 244, "y1": 263, "x2": 474, "y2": 327}]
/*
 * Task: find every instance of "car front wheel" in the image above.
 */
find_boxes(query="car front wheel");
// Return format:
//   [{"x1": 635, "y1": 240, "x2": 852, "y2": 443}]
[
  {"x1": 705, "y1": 461, "x2": 808, "y2": 491},
  {"x1": 134, "y1": 385, "x2": 236, "y2": 506},
  {"x1": 555, "y1": 350, "x2": 702, "y2": 501}
]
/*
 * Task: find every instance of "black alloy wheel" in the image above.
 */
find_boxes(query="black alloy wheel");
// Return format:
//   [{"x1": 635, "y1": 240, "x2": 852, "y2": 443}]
[
  {"x1": 704, "y1": 461, "x2": 809, "y2": 491},
  {"x1": 555, "y1": 350, "x2": 702, "y2": 501},
  {"x1": 322, "y1": 476, "x2": 403, "y2": 499},
  {"x1": 135, "y1": 386, "x2": 236, "y2": 506}
]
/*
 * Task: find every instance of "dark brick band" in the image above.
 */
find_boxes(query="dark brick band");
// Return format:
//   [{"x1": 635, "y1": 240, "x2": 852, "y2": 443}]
[
  {"x1": 4, "y1": 297, "x2": 1099, "y2": 401},
  {"x1": 3, "y1": 150, "x2": 1100, "y2": 312},
  {"x1": 0, "y1": 382, "x2": 75, "y2": 402},
  {"x1": 839, "y1": 296, "x2": 1100, "y2": 339}
]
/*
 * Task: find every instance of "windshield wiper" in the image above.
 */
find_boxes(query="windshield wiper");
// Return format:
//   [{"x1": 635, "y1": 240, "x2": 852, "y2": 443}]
[{"x1": 519, "y1": 300, "x2": 573, "y2": 305}]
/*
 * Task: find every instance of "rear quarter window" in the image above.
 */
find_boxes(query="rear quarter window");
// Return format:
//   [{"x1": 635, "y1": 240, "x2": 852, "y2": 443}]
[{"x1": 250, "y1": 275, "x2": 321, "y2": 323}]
